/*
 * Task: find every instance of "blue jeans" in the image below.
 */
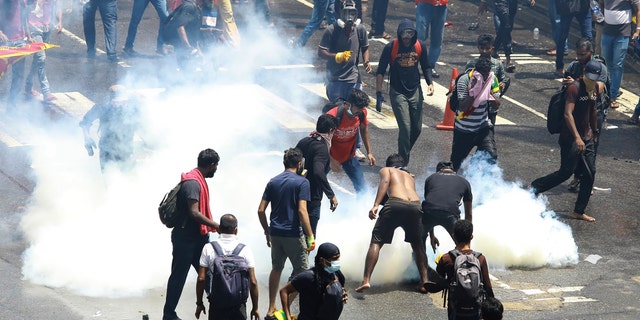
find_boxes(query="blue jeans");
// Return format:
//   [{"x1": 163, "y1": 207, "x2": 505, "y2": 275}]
[
  {"x1": 83, "y1": 0, "x2": 118, "y2": 57},
  {"x1": 600, "y1": 34, "x2": 629, "y2": 100},
  {"x1": 25, "y1": 31, "x2": 51, "y2": 95},
  {"x1": 340, "y1": 156, "x2": 367, "y2": 195},
  {"x1": 125, "y1": 0, "x2": 168, "y2": 51},
  {"x1": 370, "y1": 0, "x2": 389, "y2": 34},
  {"x1": 296, "y1": 0, "x2": 335, "y2": 47},
  {"x1": 325, "y1": 81, "x2": 359, "y2": 103},
  {"x1": 632, "y1": 98, "x2": 640, "y2": 120},
  {"x1": 163, "y1": 229, "x2": 209, "y2": 320},
  {"x1": 547, "y1": 0, "x2": 568, "y2": 53},
  {"x1": 415, "y1": 3, "x2": 447, "y2": 67},
  {"x1": 492, "y1": 0, "x2": 516, "y2": 56},
  {"x1": 6, "y1": 40, "x2": 27, "y2": 107},
  {"x1": 555, "y1": 10, "x2": 592, "y2": 70}
]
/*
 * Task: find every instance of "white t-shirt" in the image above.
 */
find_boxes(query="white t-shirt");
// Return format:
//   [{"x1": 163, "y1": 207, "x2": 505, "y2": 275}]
[{"x1": 199, "y1": 233, "x2": 256, "y2": 269}]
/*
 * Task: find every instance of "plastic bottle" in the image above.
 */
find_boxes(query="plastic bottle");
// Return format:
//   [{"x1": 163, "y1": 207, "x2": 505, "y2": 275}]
[
  {"x1": 533, "y1": 27, "x2": 539, "y2": 40},
  {"x1": 591, "y1": 0, "x2": 605, "y2": 24}
]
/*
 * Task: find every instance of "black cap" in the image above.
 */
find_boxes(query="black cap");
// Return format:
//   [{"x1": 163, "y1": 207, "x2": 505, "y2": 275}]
[{"x1": 584, "y1": 60, "x2": 602, "y2": 81}]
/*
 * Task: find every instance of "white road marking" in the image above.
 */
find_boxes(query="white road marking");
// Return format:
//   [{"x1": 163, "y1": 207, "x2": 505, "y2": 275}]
[
  {"x1": 521, "y1": 288, "x2": 547, "y2": 295},
  {"x1": 547, "y1": 286, "x2": 584, "y2": 293},
  {"x1": 563, "y1": 296, "x2": 598, "y2": 303}
]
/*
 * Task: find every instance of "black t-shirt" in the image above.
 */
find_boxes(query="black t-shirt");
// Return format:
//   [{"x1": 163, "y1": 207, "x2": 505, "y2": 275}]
[
  {"x1": 175, "y1": 179, "x2": 202, "y2": 236},
  {"x1": 291, "y1": 269, "x2": 345, "y2": 320},
  {"x1": 162, "y1": 0, "x2": 201, "y2": 47},
  {"x1": 423, "y1": 172, "x2": 472, "y2": 215},
  {"x1": 296, "y1": 135, "x2": 335, "y2": 206}
]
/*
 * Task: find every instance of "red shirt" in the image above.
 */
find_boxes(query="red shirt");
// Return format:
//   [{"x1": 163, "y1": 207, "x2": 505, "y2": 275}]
[
  {"x1": 326, "y1": 106, "x2": 369, "y2": 163},
  {"x1": 0, "y1": 0, "x2": 28, "y2": 41}
]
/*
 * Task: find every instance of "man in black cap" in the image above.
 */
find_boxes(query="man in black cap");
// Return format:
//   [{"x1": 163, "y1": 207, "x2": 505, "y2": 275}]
[
  {"x1": 531, "y1": 60, "x2": 603, "y2": 222},
  {"x1": 422, "y1": 161, "x2": 473, "y2": 252}
]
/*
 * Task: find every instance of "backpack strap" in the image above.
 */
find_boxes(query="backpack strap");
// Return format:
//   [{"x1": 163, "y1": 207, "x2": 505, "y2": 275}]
[
  {"x1": 231, "y1": 243, "x2": 245, "y2": 255},
  {"x1": 391, "y1": 39, "x2": 422, "y2": 65},
  {"x1": 211, "y1": 241, "x2": 224, "y2": 256}
]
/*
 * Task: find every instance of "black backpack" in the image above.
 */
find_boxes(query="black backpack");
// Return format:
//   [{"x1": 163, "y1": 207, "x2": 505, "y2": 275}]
[
  {"x1": 316, "y1": 273, "x2": 345, "y2": 320},
  {"x1": 158, "y1": 182, "x2": 183, "y2": 228},
  {"x1": 447, "y1": 70, "x2": 471, "y2": 114},
  {"x1": 445, "y1": 249, "x2": 486, "y2": 318},
  {"x1": 208, "y1": 242, "x2": 250, "y2": 308},
  {"x1": 322, "y1": 99, "x2": 365, "y2": 124},
  {"x1": 546, "y1": 85, "x2": 570, "y2": 134}
]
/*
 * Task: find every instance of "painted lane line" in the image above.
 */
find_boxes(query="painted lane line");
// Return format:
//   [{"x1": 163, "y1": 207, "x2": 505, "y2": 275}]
[
  {"x1": 562, "y1": 296, "x2": 598, "y2": 303},
  {"x1": 547, "y1": 286, "x2": 584, "y2": 293},
  {"x1": 521, "y1": 289, "x2": 546, "y2": 295}
]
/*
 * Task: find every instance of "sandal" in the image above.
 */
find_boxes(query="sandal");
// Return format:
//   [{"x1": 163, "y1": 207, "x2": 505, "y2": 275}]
[
  {"x1": 610, "y1": 100, "x2": 620, "y2": 109},
  {"x1": 546, "y1": 49, "x2": 556, "y2": 55},
  {"x1": 371, "y1": 32, "x2": 392, "y2": 39}
]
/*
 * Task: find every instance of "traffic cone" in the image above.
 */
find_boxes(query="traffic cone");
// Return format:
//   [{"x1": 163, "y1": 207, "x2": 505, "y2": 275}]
[{"x1": 436, "y1": 67, "x2": 459, "y2": 131}]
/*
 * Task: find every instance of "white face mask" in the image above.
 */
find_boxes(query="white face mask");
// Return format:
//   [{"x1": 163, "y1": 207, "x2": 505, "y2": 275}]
[{"x1": 324, "y1": 260, "x2": 340, "y2": 273}]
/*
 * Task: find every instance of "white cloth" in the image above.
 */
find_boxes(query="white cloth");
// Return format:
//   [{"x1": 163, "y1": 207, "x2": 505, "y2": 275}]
[{"x1": 199, "y1": 233, "x2": 256, "y2": 269}]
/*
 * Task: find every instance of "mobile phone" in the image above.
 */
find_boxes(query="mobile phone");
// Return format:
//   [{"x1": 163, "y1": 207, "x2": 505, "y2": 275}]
[{"x1": 468, "y1": 22, "x2": 479, "y2": 31}]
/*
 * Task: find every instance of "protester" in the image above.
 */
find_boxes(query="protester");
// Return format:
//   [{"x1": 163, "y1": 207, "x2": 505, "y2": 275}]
[
  {"x1": 295, "y1": 114, "x2": 340, "y2": 236},
  {"x1": 355, "y1": 154, "x2": 429, "y2": 293},
  {"x1": 434, "y1": 219, "x2": 494, "y2": 320},
  {"x1": 481, "y1": 297, "x2": 504, "y2": 320},
  {"x1": 415, "y1": 0, "x2": 448, "y2": 78},
  {"x1": 79, "y1": 85, "x2": 142, "y2": 171},
  {"x1": 600, "y1": 0, "x2": 640, "y2": 109},
  {"x1": 24, "y1": 0, "x2": 62, "y2": 103},
  {"x1": 163, "y1": 148, "x2": 221, "y2": 320},
  {"x1": 83, "y1": 0, "x2": 119, "y2": 62},
  {"x1": 553, "y1": 0, "x2": 593, "y2": 77},
  {"x1": 162, "y1": 0, "x2": 203, "y2": 71},
  {"x1": 196, "y1": 214, "x2": 259, "y2": 320},
  {"x1": 422, "y1": 161, "x2": 473, "y2": 252},
  {"x1": 465, "y1": 34, "x2": 510, "y2": 125},
  {"x1": 375, "y1": 18, "x2": 434, "y2": 166},
  {"x1": 326, "y1": 89, "x2": 376, "y2": 195},
  {"x1": 318, "y1": 0, "x2": 371, "y2": 102},
  {"x1": 531, "y1": 61, "x2": 604, "y2": 222},
  {"x1": 257, "y1": 148, "x2": 316, "y2": 320},
  {"x1": 369, "y1": 0, "x2": 390, "y2": 39},
  {"x1": 123, "y1": 0, "x2": 168, "y2": 56},
  {"x1": 0, "y1": 0, "x2": 30, "y2": 108},
  {"x1": 450, "y1": 58, "x2": 500, "y2": 171},
  {"x1": 279, "y1": 242, "x2": 347, "y2": 320}
]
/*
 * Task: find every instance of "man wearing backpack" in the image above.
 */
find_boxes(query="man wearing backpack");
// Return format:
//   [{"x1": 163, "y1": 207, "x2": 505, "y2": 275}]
[
  {"x1": 435, "y1": 219, "x2": 494, "y2": 320},
  {"x1": 258, "y1": 148, "x2": 316, "y2": 320},
  {"x1": 295, "y1": 114, "x2": 340, "y2": 236},
  {"x1": 375, "y1": 18, "x2": 434, "y2": 166},
  {"x1": 163, "y1": 148, "x2": 221, "y2": 320},
  {"x1": 531, "y1": 61, "x2": 603, "y2": 223},
  {"x1": 196, "y1": 214, "x2": 259, "y2": 320}
]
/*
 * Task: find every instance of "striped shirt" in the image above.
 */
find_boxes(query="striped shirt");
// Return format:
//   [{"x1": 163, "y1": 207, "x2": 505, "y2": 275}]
[
  {"x1": 603, "y1": 0, "x2": 640, "y2": 37},
  {"x1": 454, "y1": 74, "x2": 492, "y2": 133}
]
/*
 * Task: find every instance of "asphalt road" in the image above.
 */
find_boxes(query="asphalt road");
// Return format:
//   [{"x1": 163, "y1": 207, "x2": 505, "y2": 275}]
[{"x1": 1, "y1": 0, "x2": 639, "y2": 319}]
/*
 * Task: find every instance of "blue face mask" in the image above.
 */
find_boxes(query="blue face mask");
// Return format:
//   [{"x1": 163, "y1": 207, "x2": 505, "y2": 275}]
[{"x1": 324, "y1": 260, "x2": 340, "y2": 273}]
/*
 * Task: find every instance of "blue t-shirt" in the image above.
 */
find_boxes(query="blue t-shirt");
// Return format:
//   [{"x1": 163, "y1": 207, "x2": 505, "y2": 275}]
[{"x1": 262, "y1": 171, "x2": 311, "y2": 237}]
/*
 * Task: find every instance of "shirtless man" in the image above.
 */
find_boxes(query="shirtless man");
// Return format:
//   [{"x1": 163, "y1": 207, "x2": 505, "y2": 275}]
[{"x1": 355, "y1": 153, "x2": 429, "y2": 293}]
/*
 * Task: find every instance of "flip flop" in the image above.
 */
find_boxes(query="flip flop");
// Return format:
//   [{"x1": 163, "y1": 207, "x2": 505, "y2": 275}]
[{"x1": 610, "y1": 100, "x2": 620, "y2": 109}]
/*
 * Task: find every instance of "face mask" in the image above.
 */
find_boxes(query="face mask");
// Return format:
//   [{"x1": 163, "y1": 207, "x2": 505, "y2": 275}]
[{"x1": 324, "y1": 260, "x2": 340, "y2": 273}]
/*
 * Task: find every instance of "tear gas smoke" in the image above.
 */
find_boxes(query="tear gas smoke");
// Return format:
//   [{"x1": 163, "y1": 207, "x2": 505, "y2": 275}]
[{"x1": 15, "y1": 16, "x2": 577, "y2": 299}]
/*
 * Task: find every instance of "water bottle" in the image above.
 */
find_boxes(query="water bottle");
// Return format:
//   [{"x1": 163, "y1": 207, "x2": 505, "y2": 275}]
[
  {"x1": 591, "y1": 0, "x2": 604, "y2": 24},
  {"x1": 533, "y1": 27, "x2": 539, "y2": 40}
]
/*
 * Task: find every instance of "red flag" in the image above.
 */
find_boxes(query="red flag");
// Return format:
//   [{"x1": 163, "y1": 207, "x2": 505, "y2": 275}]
[{"x1": 0, "y1": 42, "x2": 59, "y2": 79}]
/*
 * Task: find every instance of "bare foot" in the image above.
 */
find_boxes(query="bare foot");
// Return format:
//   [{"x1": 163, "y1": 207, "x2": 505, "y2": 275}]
[
  {"x1": 355, "y1": 283, "x2": 370, "y2": 293},
  {"x1": 570, "y1": 212, "x2": 596, "y2": 222},
  {"x1": 416, "y1": 284, "x2": 428, "y2": 294}
]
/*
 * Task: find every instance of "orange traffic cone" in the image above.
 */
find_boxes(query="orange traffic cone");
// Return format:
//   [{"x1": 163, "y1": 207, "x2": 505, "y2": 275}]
[{"x1": 436, "y1": 68, "x2": 459, "y2": 131}]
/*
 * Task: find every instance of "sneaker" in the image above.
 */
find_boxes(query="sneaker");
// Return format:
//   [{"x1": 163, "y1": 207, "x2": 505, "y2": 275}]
[
  {"x1": 355, "y1": 149, "x2": 367, "y2": 161},
  {"x1": 123, "y1": 47, "x2": 140, "y2": 57},
  {"x1": 431, "y1": 69, "x2": 440, "y2": 78},
  {"x1": 108, "y1": 55, "x2": 120, "y2": 63}
]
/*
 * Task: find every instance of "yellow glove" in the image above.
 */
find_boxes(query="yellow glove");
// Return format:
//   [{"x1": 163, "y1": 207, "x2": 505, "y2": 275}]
[
  {"x1": 334, "y1": 50, "x2": 352, "y2": 63},
  {"x1": 306, "y1": 235, "x2": 316, "y2": 252}
]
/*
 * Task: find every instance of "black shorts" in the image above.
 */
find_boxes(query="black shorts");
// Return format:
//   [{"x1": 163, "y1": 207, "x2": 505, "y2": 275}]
[{"x1": 371, "y1": 200, "x2": 423, "y2": 244}]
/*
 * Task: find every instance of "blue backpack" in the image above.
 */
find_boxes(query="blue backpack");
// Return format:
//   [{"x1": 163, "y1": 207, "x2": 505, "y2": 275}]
[{"x1": 208, "y1": 242, "x2": 250, "y2": 308}]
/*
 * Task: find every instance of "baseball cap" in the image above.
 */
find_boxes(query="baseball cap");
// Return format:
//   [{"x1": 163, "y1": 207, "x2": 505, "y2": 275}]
[{"x1": 584, "y1": 60, "x2": 602, "y2": 81}]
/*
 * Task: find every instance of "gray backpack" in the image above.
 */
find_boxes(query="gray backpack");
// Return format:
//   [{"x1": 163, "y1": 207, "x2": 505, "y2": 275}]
[{"x1": 446, "y1": 249, "x2": 486, "y2": 318}]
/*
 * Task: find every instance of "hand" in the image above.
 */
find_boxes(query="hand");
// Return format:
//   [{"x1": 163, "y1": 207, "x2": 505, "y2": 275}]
[
  {"x1": 84, "y1": 137, "x2": 96, "y2": 156},
  {"x1": 306, "y1": 235, "x2": 316, "y2": 252},
  {"x1": 561, "y1": 76, "x2": 574, "y2": 86},
  {"x1": 250, "y1": 308, "x2": 260, "y2": 320},
  {"x1": 265, "y1": 233, "x2": 271, "y2": 248},
  {"x1": 367, "y1": 153, "x2": 376, "y2": 167},
  {"x1": 330, "y1": 196, "x2": 338, "y2": 212},
  {"x1": 195, "y1": 303, "x2": 206, "y2": 319},
  {"x1": 369, "y1": 207, "x2": 378, "y2": 220},
  {"x1": 55, "y1": 23, "x2": 63, "y2": 33},
  {"x1": 375, "y1": 91, "x2": 384, "y2": 112},
  {"x1": 363, "y1": 61, "x2": 372, "y2": 73},
  {"x1": 342, "y1": 288, "x2": 349, "y2": 304},
  {"x1": 427, "y1": 84, "x2": 434, "y2": 96},
  {"x1": 334, "y1": 50, "x2": 352, "y2": 63},
  {"x1": 430, "y1": 235, "x2": 440, "y2": 252},
  {"x1": 575, "y1": 138, "x2": 586, "y2": 153}
]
